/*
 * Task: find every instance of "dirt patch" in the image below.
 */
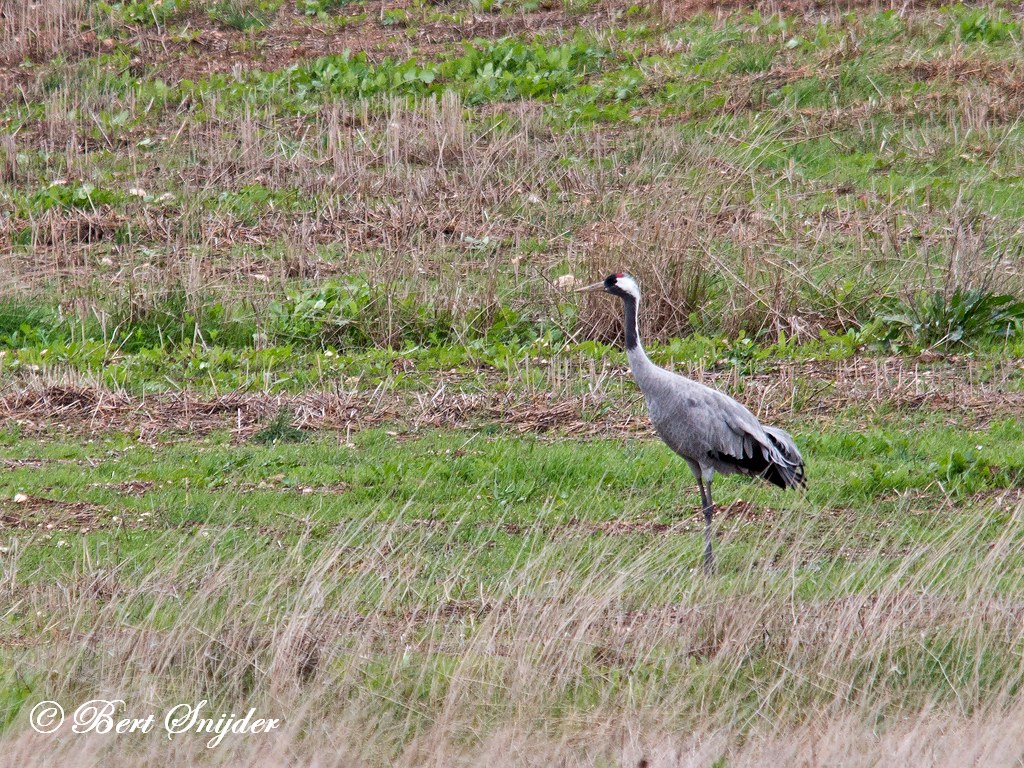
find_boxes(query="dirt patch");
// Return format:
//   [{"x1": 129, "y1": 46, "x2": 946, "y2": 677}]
[
  {"x1": 0, "y1": 381, "x2": 648, "y2": 440},
  {"x1": 0, "y1": 457, "x2": 90, "y2": 469},
  {"x1": 3, "y1": 0, "x2": 943, "y2": 103},
  {"x1": 1, "y1": 1, "x2": 617, "y2": 101},
  {"x1": 400, "y1": 513, "x2": 779, "y2": 538},
  {"x1": 894, "y1": 53, "x2": 1022, "y2": 87},
  {"x1": 496, "y1": 517, "x2": 686, "y2": 536},
  {"x1": 719, "y1": 498, "x2": 775, "y2": 523},
  {"x1": 88, "y1": 480, "x2": 157, "y2": 497},
  {"x1": 0, "y1": 495, "x2": 106, "y2": 533},
  {"x1": 890, "y1": 54, "x2": 1024, "y2": 124},
  {"x1": 1, "y1": 355, "x2": 1021, "y2": 440},
  {"x1": 659, "y1": 0, "x2": 946, "y2": 20},
  {"x1": 0, "y1": 5, "x2": 102, "y2": 98},
  {"x1": 232, "y1": 478, "x2": 351, "y2": 495}
]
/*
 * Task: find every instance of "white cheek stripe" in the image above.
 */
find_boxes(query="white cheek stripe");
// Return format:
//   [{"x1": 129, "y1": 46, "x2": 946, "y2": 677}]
[{"x1": 617, "y1": 276, "x2": 640, "y2": 300}]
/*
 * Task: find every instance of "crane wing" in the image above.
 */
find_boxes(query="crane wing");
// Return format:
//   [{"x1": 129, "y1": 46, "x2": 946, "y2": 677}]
[
  {"x1": 709, "y1": 398, "x2": 806, "y2": 490},
  {"x1": 637, "y1": 366, "x2": 806, "y2": 490}
]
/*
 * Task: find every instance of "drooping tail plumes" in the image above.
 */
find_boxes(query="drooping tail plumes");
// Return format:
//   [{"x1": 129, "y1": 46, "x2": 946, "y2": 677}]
[{"x1": 763, "y1": 425, "x2": 806, "y2": 489}]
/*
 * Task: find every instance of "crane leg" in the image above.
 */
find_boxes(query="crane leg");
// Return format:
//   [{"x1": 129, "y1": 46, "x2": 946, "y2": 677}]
[{"x1": 698, "y1": 479, "x2": 715, "y2": 574}]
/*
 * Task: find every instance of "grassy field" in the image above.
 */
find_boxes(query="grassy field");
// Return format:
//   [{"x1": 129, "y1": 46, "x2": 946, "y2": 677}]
[{"x1": 3, "y1": 0, "x2": 1024, "y2": 765}]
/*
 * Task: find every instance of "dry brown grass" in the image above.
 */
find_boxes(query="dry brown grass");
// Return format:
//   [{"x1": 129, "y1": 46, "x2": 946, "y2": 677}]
[
  {"x1": 0, "y1": 0, "x2": 87, "y2": 65},
  {"x1": 2, "y1": 351, "x2": 1021, "y2": 441},
  {"x1": 3, "y1": 0, "x2": 1024, "y2": 347},
  {"x1": 6, "y1": 80, "x2": 1020, "y2": 345},
  {"x1": 1, "y1": 495, "x2": 1023, "y2": 766}
]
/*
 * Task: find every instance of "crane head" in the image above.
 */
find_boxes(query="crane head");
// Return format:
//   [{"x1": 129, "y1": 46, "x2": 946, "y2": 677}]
[{"x1": 575, "y1": 273, "x2": 640, "y2": 301}]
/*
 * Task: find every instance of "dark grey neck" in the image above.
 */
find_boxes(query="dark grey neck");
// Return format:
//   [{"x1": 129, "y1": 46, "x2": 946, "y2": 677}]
[{"x1": 622, "y1": 295, "x2": 639, "y2": 351}]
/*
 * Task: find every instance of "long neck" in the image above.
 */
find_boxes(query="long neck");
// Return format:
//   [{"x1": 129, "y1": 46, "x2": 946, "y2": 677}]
[
  {"x1": 623, "y1": 294, "x2": 640, "y2": 352},
  {"x1": 622, "y1": 294, "x2": 657, "y2": 384}
]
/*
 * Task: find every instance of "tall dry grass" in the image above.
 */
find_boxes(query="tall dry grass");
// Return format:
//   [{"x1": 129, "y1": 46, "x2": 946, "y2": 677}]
[
  {"x1": 0, "y1": 0, "x2": 87, "y2": 65},
  {"x1": 6, "y1": 80, "x2": 1020, "y2": 346},
  {"x1": 2, "y1": 492, "x2": 1023, "y2": 766}
]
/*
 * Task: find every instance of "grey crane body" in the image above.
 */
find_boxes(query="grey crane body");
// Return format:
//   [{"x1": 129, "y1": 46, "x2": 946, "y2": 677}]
[
  {"x1": 580, "y1": 273, "x2": 805, "y2": 573},
  {"x1": 629, "y1": 347, "x2": 803, "y2": 488}
]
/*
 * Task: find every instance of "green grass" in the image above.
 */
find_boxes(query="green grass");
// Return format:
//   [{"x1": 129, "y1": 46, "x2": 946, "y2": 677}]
[
  {"x1": 3, "y1": 414, "x2": 1022, "y2": 583},
  {"x1": 3, "y1": 414, "x2": 1024, "y2": 762}
]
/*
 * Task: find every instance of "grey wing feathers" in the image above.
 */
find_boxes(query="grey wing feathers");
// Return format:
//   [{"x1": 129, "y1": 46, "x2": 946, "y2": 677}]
[
  {"x1": 714, "y1": 399, "x2": 806, "y2": 490},
  {"x1": 638, "y1": 366, "x2": 806, "y2": 490}
]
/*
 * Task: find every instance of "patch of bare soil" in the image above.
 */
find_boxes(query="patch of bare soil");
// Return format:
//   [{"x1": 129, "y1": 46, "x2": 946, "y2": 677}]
[
  {"x1": 0, "y1": 495, "x2": 106, "y2": 533},
  {"x1": 0, "y1": 380, "x2": 648, "y2": 440},
  {"x1": 889, "y1": 54, "x2": 1024, "y2": 123},
  {"x1": 0, "y1": 457, "x2": 89, "y2": 469},
  {"x1": 2, "y1": 1, "x2": 622, "y2": 101},
  {"x1": 496, "y1": 518, "x2": 684, "y2": 536},
  {"x1": 659, "y1": 0, "x2": 945, "y2": 20},
  {"x1": 88, "y1": 479, "x2": 157, "y2": 496},
  {"x1": 3, "y1": 0, "x2": 906, "y2": 103},
  {"x1": 719, "y1": 498, "x2": 774, "y2": 522},
  {"x1": 894, "y1": 53, "x2": 1023, "y2": 86},
  {"x1": 231, "y1": 478, "x2": 351, "y2": 495},
  {"x1": 0, "y1": 0, "x2": 965, "y2": 103},
  {"x1": 1, "y1": 355, "x2": 1021, "y2": 440},
  {"x1": 0, "y1": 7, "x2": 102, "y2": 99}
]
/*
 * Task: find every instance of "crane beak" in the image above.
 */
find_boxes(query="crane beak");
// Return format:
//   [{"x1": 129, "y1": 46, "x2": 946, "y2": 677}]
[{"x1": 574, "y1": 281, "x2": 605, "y2": 294}]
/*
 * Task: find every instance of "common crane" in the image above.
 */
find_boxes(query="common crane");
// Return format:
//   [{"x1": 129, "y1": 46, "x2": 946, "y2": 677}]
[{"x1": 578, "y1": 273, "x2": 806, "y2": 573}]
